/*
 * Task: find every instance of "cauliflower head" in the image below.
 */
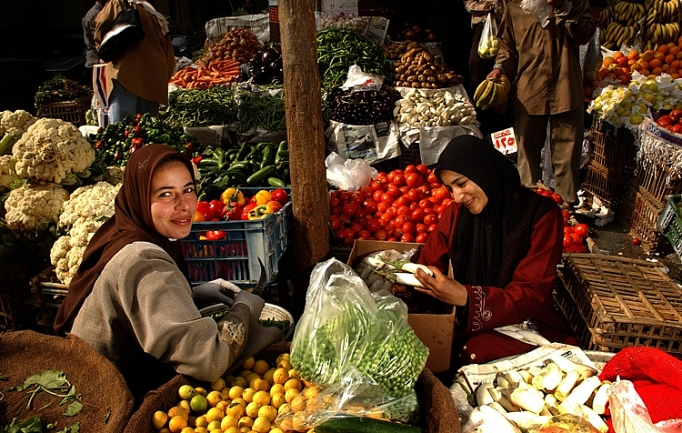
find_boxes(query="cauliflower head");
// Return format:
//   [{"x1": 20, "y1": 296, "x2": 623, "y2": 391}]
[
  {"x1": 50, "y1": 218, "x2": 103, "y2": 285},
  {"x1": 0, "y1": 110, "x2": 37, "y2": 138},
  {"x1": 5, "y1": 182, "x2": 70, "y2": 231},
  {"x1": 13, "y1": 118, "x2": 95, "y2": 184},
  {"x1": 0, "y1": 155, "x2": 16, "y2": 190},
  {"x1": 59, "y1": 181, "x2": 120, "y2": 231}
]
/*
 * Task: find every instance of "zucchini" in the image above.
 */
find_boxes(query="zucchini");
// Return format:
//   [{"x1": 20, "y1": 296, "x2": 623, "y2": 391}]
[
  {"x1": 316, "y1": 416, "x2": 425, "y2": 433},
  {"x1": 268, "y1": 177, "x2": 287, "y2": 187}
]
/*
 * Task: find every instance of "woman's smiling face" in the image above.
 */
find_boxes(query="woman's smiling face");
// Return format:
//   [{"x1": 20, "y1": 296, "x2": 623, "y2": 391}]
[
  {"x1": 439, "y1": 169, "x2": 489, "y2": 214},
  {"x1": 150, "y1": 161, "x2": 197, "y2": 239}
]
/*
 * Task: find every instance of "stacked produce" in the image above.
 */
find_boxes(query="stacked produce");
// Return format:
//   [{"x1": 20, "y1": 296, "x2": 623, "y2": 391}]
[
  {"x1": 395, "y1": 88, "x2": 477, "y2": 127},
  {"x1": 0, "y1": 110, "x2": 37, "y2": 154},
  {"x1": 200, "y1": 27, "x2": 262, "y2": 65},
  {"x1": 601, "y1": 0, "x2": 645, "y2": 50},
  {"x1": 244, "y1": 46, "x2": 284, "y2": 85},
  {"x1": 318, "y1": 12, "x2": 368, "y2": 33},
  {"x1": 236, "y1": 90, "x2": 286, "y2": 133},
  {"x1": 170, "y1": 59, "x2": 241, "y2": 89},
  {"x1": 393, "y1": 46, "x2": 460, "y2": 89},
  {"x1": 329, "y1": 165, "x2": 448, "y2": 246},
  {"x1": 193, "y1": 187, "x2": 289, "y2": 226},
  {"x1": 165, "y1": 86, "x2": 239, "y2": 127},
  {"x1": 644, "y1": 0, "x2": 681, "y2": 50},
  {"x1": 473, "y1": 76, "x2": 512, "y2": 110},
  {"x1": 34, "y1": 75, "x2": 92, "y2": 105},
  {"x1": 326, "y1": 84, "x2": 402, "y2": 125},
  {"x1": 383, "y1": 40, "x2": 420, "y2": 61},
  {"x1": 316, "y1": 28, "x2": 393, "y2": 89},
  {"x1": 595, "y1": 6, "x2": 612, "y2": 31}
]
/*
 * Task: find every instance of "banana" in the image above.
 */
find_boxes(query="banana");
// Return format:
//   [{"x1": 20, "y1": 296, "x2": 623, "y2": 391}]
[
  {"x1": 476, "y1": 80, "x2": 493, "y2": 108},
  {"x1": 488, "y1": 83, "x2": 500, "y2": 108},
  {"x1": 473, "y1": 80, "x2": 488, "y2": 102}
]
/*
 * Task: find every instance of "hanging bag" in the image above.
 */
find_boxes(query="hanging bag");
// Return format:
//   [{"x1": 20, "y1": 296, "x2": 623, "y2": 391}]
[
  {"x1": 97, "y1": 0, "x2": 145, "y2": 63},
  {"x1": 478, "y1": 12, "x2": 500, "y2": 59}
]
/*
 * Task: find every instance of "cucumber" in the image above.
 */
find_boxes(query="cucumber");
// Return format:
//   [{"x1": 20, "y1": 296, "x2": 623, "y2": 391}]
[
  {"x1": 316, "y1": 416, "x2": 425, "y2": 433},
  {"x1": 268, "y1": 177, "x2": 287, "y2": 187},
  {"x1": 246, "y1": 165, "x2": 276, "y2": 186}
]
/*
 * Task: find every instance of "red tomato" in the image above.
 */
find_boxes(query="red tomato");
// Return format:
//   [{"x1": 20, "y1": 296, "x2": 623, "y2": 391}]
[
  {"x1": 365, "y1": 219, "x2": 382, "y2": 233},
  {"x1": 267, "y1": 200, "x2": 283, "y2": 213},
  {"x1": 376, "y1": 172, "x2": 388, "y2": 182},
  {"x1": 393, "y1": 173, "x2": 406, "y2": 187},
  {"x1": 399, "y1": 185, "x2": 410, "y2": 195},
  {"x1": 330, "y1": 197, "x2": 340, "y2": 208},
  {"x1": 271, "y1": 188, "x2": 289, "y2": 205},
  {"x1": 387, "y1": 237, "x2": 398, "y2": 242},
  {"x1": 562, "y1": 210, "x2": 570, "y2": 220},
  {"x1": 196, "y1": 201, "x2": 211, "y2": 220},
  {"x1": 411, "y1": 208, "x2": 425, "y2": 222},
  {"x1": 427, "y1": 171, "x2": 439, "y2": 184},
  {"x1": 334, "y1": 229, "x2": 348, "y2": 241},
  {"x1": 415, "y1": 232, "x2": 429, "y2": 243},
  {"x1": 572, "y1": 223, "x2": 589, "y2": 238},
  {"x1": 402, "y1": 222, "x2": 416, "y2": 235},
  {"x1": 339, "y1": 191, "x2": 352, "y2": 203},
  {"x1": 339, "y1": 214, "x2": 351, "y2": 226},
  {"x1": 632, "y1": 237, "x2": 641, "y2": 245},
  {"x1": 419, "y1": 198, "x2": 432, "y2": 209},
  {"x1": 441, "y1": 198, "x2": 453, "y2": 209},
  {"x1": 396, "y1": 205, "x2": 410, "y2": 216},
  {"x1": 361, "y1": 186, "x2": 374, "y2": 199},
  {"x1": 550, "y1": 193, "x2": 563, "y2": 205},
  {"x1": 418, "y1": 184, "x2": 431, "y2": 196},
  {"x1": 427, "y1": 223, "x2": 438, "y2": 233},
  {"x1": 379, "y1": 213, "x2": 392, "y2": 224},
  {"x1": 329, "y1": 215, "x2": 341, "y2": 230},
  {"x1": 415, "y1": 223, "x2": 427, "y2": 233},
  {"x1": 409, "y1": 202, "x2": 420, "y2": 211},
  {"x1": 377, "y1": 202, "x2": 390, "y2": 213},
  {"x1": 364, "y1": 200, "x2": 378, "y2": 214},
  {"x1": 356, "y1": 209, "x2": 368, "y2": 219},
  {"x1": 350, "y1": 223, "x2": 363, "y2": 234},
  {"x1": 371, "y1": 179, "x2": 387, "y2": 191},
  {"x1": 416, "y1": 164, "x2": 430, "y2": 177},
  {"x1": 405, "y1": 172, "x2": 423, "y2": 188},
  {"x1": 563, "y1": 243, "x2": 586, "y2": 253},
  {"x1": 569, "y1": 233, "x2": 583, "y2": 245},
  {"x1": 564, "y1": 226, "x2": 574, "y2": 236},
  {"x1": 380, "y1": 193, "x2": 393, "y2": 203},
  {"x1": 343, "y1": 202, "x2": 360, "y2": 217},
  {"x1": 424, "y1": 214, "x2": 438, "y2": 226},
  {"x1": 372, "y1": 190, "x2": 383, "y2": 202},
  {"x1": 406, "y1": 189, "x2": 422, "y2": 203},
  {"x1": 404, "y1": 164, "x2": 418, "y2": 174},
  {"x1": 401, "y1": 233, "x2": 415, "y2": 242},
  {"x1": 394, "y1": 215, "x2": 411, "y2": 226},
  {"x1": 563, "y1": 234, "x2": 575, "y2": 248},
  {"x1": 387, "y1": 184, "x2": 400, "y2": 197},
  {"x1": 423, "y1": 207, "x2": 435, "y2": 215},
  {"x1": 375, "y1": 229, "x2": 388, "y2": 240},
  {"x1": 343, "y1": 236, "x2": 355, "y2": 247},
  {"x1": 357, "y1": 229, "x2": 371, "y2": 239},
  {"x1": 331, "y1": 205, "x2": 342, "y2": 215},
  {"x1": 387, "y1": 171, "x2": 397, "y2": 183},
  {"x1": 206, "y1": 230, "x2": 227, "y2": 240},
  {"x1": 432, "y1": 187, "x2": 451, "y2": 201}
]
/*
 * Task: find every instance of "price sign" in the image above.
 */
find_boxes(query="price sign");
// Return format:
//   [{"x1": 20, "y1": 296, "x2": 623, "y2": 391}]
[{"x1": 491, "y1": 127, "x2": 517, "y2": 155}]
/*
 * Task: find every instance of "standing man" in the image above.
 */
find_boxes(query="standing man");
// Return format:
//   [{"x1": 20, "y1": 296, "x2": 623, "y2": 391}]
[
  {"x1": 488, "y1": 0, "x2": 594, "y2": 204},
  {"x1": 83, "y1": 0, "x2": 109, "y2": 72}
]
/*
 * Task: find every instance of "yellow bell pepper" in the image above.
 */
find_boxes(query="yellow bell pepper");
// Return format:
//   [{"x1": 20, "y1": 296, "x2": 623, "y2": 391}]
[
  {"x1": 220, "y1": 187, "x2": 245, "y2": 206},
  {"x1": 254, "y1": 190, "x2": 272, "y2": 205},
  {"x1": 247, "y1": 204, "x2": 274, "y2": 220}
]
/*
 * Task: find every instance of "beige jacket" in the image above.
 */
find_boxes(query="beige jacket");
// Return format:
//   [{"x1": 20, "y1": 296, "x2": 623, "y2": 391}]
[
  {"x1": 464, "y1": 0, "x2": 505, "y2": 27},
  {"x1": 94, "y1": 0, "x2": 175, "y2": 105}
]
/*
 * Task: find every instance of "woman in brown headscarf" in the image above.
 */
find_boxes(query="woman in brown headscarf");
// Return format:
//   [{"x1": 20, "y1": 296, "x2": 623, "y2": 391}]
[{"x1": 54, "y1": 144, "x2": 280, "y2": 403}]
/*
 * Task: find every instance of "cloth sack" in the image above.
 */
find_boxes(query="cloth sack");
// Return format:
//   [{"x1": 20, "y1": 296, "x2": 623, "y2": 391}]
[
  {"x1": 599, "y1": 347, "x2": 682, "y2": 423},
  {"x1": 97, "y1": 0, "x2": 145, "y2": 62}
]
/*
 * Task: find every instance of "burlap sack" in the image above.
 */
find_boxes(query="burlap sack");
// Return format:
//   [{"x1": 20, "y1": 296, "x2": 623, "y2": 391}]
[
  {"x1": 0, "y1": 330, "x2": 133, "y2": 433},
  {"x1": 126, "y1": 342, "x2": 460, "y2": 433}
]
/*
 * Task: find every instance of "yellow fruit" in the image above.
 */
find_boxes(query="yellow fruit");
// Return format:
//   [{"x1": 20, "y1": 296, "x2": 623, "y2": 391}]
[
  {"x1": 225, "y1": 427, "x2": 241, "y2": 433},
  {"x1": 205, "y1": 407, "x2": 224, "y2": 423},
  {"x1": 252, "y1": 360, "x2": 270, "y2": 376},
  {"x1": 270, "y1": 393, "x2": 286, "y2": 409},
  {"x1": 195, "y1": 416, "x2": 208, "y2": 428},
  {"x1": 250, "y1": 378, "x2": 269, "y2": 392},
  {"x1": 168, "y1": 406, "x2": 189, "y2": 422},
  {"x1": 284, "y1": 388, "x2": 300, "y2": 403},
  {"x1": 277, "y1": 403, "x2": 290, "y2": 415},
  {"x1": 239, "y1": 370, "x2": 253, "y2": 379},
  {"x1": 206, "y1": 420, "x2": 221, "y2": 431},
  {"x1": 270, "y1": 428, "x2": 284, "y2": 433},
  {"x1": 292, "y1": 412, "x2": 308, "y2": 431},
  {"x1": 206, "y1": 391, "x2": 223, "y2": 407},
  {"x1": 178, "y1": 400, "x2": 191, "y2": 413},
  {"x1": 180, "y1": 427, "x2": 195, "y2": 433},
  {"x1": 232, "y1": 397, "x2": 247, "y2": 406},
  {"x1": 241, "y1": 356, "x2": 256, "y2": 370},
  {"x1": 216, "y1": 400, "x2": 231, "y2": 413},
  {"x1": 284, "y1": 379, "x2": 302, "y2": 392},
  {"x1": 301, "y1": 385, "x2": 322, "y2": 400},
  {"x1": 194, "y1": 387, "x2": 208, "y2": 397},
  {"x1": 279, "y1": 419, "x2": 294, "y2": 431},
  {"x1": 263, "y1": 368, "x2": 276, "y2": 385},
  {"x1": 290, "y1": 395, "x2": 307, "y2": 412},
  {"x1": 231, "y1": 377, "x2": 247, "y2": 388},
  {"x1": 152, "y1": 411, "x2": 168, "y2": 429},
  {"x1": 239, "y1": 428, "x2": 250, "y2": 433},
  {"x1": 228, "y1": 386, "x2": 245, "y2": 400},
  {"x1": 272, "y1": 368, "x2": 289, "y2": 385},
  {"x1": 275, "y1": 353, "x2": 289, "y2": 364},
  {"x1": 278, "y1": 360, "x2": 292, "y2": 370},
  {"x1": 194, "y1": 428, "x2": 208, "y2": 433},
  {"x1": 221, "y1": 415, "x2": 239, "y2": 430},
  {"x1": 252, "y1": 390, "x2": 271, "y2": 406},
  {"x1": 288, "y1": 369, "x2": 300, "y2": 380},
  {"x1": 178, "y1": 385, "x2": 195, "y2": 401},
  {"x1": 238, "y1": 416, "x2": 254, "y2": 429},
  {"x1": 270, "y1": 384, "x2": 285, "y2": 395},
  {"x1": 246, "y1": 401, "x2": 262, "y2": 418},
  {"x1": 242, "y1": 387, "x2": 257, "y2": 403},
  {"x1": 252, "y1": 416, "x2": 271, "y2": 433},
  {"x1": 159, "y1": 429, "x2": 172, "y2": 433},
  {"x1": 211, "y1": 377, "x2": 227, "y2": 392},
  {"x1": 226, "y1": 402, "x2": 246, "y2": 418},
  {"x1": 257, "y1": 405, "x2": 277, "y2": 422},
  {"x1": 190, "y1": 395, "x2": 208, "y2": 413},
  {"x1": 169, "y1": 416, "x2": 188, "y2": 433}
]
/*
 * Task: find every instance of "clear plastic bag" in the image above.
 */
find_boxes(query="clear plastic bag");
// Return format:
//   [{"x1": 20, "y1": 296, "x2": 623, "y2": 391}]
[
  {"x1": 325, "y1": 152, "x2": 377, "y2": 191},
  {"x1": 478, "y1": 13, "x2": 500, "y2": 59},
  {"x1": 609, "y1": 380, "x2": 682, "y2": 433},
  {"x1": 285, "y1": 258, "x2": 429, "y2": 429}
]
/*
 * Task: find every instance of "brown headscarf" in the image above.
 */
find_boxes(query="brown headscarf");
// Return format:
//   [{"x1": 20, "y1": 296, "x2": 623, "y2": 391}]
[{"x1": 54, "y1": 144, "x2": 195, "y2": 336}]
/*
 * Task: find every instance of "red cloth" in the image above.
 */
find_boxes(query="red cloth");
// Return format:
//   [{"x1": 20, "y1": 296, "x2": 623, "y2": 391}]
[{"x1": 599, "y1": 347, "x2": 682, "y2": 424}]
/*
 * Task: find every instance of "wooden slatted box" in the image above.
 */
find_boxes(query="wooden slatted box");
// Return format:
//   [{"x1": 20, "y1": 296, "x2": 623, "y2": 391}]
[{"x1": 555, "y1": 254, "x2": 682, "y2": 357}]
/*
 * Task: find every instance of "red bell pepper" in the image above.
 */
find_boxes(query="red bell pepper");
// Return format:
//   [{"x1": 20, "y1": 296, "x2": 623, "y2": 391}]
[
  {"x1": 267, "y1": 200, "x2": 282, "y2": 213},
  {"x1": 223, "y1": 202, "x2": 242, "y2": 221},
  {"x1": 242, "y1": 203, "x2": 257, "y2": 221},
  {"x1": 205, "y1": 230, "x2": 227, "y2": 240},
  {"x1": 208, "y1": 199, "x2": 225, "y2": 221},
  {"x1": 271, "y1": 188, "x2": 289, "y2": 206},
  {"x1": 197, "y1": 201, "x2": 211, "y2": 220}
]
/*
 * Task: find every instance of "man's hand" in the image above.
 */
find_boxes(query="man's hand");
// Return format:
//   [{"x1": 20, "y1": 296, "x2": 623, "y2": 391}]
[
  {"x1": 413, "y1": 266, "x2": 468, "y2": 306},
  {"x1": 487, "y1": 68, "x2": 503, "y2": 80}
]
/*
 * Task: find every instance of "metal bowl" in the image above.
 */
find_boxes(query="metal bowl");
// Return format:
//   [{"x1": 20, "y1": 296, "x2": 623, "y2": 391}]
[{"x1": 199, "y1": 303, "x2": 295, "y2": 341}]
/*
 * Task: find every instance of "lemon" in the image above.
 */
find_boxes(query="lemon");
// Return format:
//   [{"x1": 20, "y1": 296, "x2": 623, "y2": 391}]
[
  {"x1": 284, "y1": 388, "x2": 300, "y2": 403},
  {"x1": 278, "y1": 360, "x2": 292, "y2": 370},
  {"x1": 289, "y1": 395, "x2": 306, "y2": 412},
  {"x1": 194, "y1": 416, "x2": 208, "y2": 428},
  {"x1": 250, "y1": 378, "x2": 269, "y2": 392},
  {"x1": 252, "y1": 416, "x2": 271, "y2": 433},
  {"x1": 270, "y1": 393, "x2": 286, "y2": 409},
  {"x1": 245, "y1": 401, "x2": 261, "y2": 418},
  {"x1": 242, "y1": 387, "x2": 257, "y2": 403},
  {"x1": 216, "y1": 400, "x2": 231, "y2": 412},
  {"x1": 288, "y1": 369, "x2": 300, "y2": 380},
  {"x1": 224, "y1": 427, "x2": 241, "y2": 433},
  {"x1": 301, "y1": 385, "x2": 322, "y2": 400},
  {"x1": 205, "y1": 407, "x2": 224, "y2": 423},
  {"x1": 178, "y1": 385, "x2": 195, "y2": 401},
  {"x1": 190, "y1": 395, "x2": 208, "y2": 413},
  {"x1": 275, "y1": 353, "x2": 289, "y2": 364},
  {"x1": 257, "y1": 405, "x2": 277, "y2": 422},
  {"x1": 238, "y1": 416, "x2": 254, "y2": 429},
  {"x1": 221, "y1": 414, "x2": 239, "y2": 430},
  {"x1": 279, "y1": 418, "x2": 293, "y2": 431},
  {"x1": 206, "y1": 420, "x2": 221, "y2": 431},
  {"x1": 230, "y1": 376, "x2": 247, "y2": 388},
  {"x1": 252, "y1": 390, "x2": 271, "y2": 406},
  {"x1": 292, "y1": 412, "x2": 308, "y2": 431},
  {"x1": 228, "y1": 385, "x2": 245, "y2": 400},
  {"x1": 245, "y1": 373, "x2": 260, "y2": 385},
  {"x1": 226, "y1": 402, "x2": 246, "y2": 418},
  {"x1": 232, "y1": 397, "x2": 247, "y2": 407},
  {"x1": 272, "y1": 368, "x2": 289, "y2": 385},
  {"x1": 284, "y1": 379, "x2": 302, "y2": 392},
  {"x1": 277, "y1": 403, "x2": 290, "y2": 415},
  {"x1": 152, "y1": 411, "x2": 168, "y2": 429},
  {"x1": 239, "y1": 369, "x2": 253, "y2": 378},
  {"x1": 252, "y1": 360, "x2": 270, "y2": 376},
  {"x1": 168, "y1": 406, "x2": 189, "y2": 422},
  {"x1": 241, "y1": 356, "x2": 255, "y2": 370},
  {"x1": 270, "y1": 384, "x2": 285, "y2": 395},
  {"x1": 206, "y1": 390, "x2": 223, "y2": 407},
  {"x1": 168, "y1": 415, "x2": 188, "y2": 433},
  {"x1": 194, "y1": 428, "x2": 208, "y2": 433},
  {"x1": 194, "y1": 387, "x2": 208, "y2": 397},
  {"x1": 180, "y1": 427, "x2": 195, "y2": 433},
  {"x1": 211, "y1": 377, "x2": 226, "y2": 392},
  {"x1": 270, "y1": 428, "x2": 284, "y2": 433},
  {"x1": 263, "y1": 368, "x2": 276, "y2": 385}
]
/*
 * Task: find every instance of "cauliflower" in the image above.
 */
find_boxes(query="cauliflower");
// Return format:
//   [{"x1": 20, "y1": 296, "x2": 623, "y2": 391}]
[
  {"x1": 13, "y1": 118, "x2": 95, "y2": 184},
  {"x1": 0, "y1": 155, "x2": 16, "y2": 190},
  {"x1": 58, "y1": 181, "x2": 120, "y2": 231},
  {"x1": 0, "y1": 110, "x2": 37, "y2": 138},
  {"x1": 50, "y1": 218, "x2": 104, "y2": 285},
  {"x1": 4, "y1": 182, "x2": 70, "y2": 231},
  {"x1": 104, "y1": 166, "x2": 125, "y2": 185}
]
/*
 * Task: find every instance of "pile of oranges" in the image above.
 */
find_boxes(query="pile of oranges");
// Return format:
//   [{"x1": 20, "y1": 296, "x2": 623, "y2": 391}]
[{"x1": 584, "y1": 38, "x2": 682, "y2": 100}]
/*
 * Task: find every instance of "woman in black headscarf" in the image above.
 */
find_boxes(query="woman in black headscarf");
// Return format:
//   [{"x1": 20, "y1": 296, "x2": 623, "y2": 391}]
[
  {"x1": 415, "y1": 135, "x2": 576, "y2": 366},
  {"x1": 54, "y1": 144, "x2": 280, "y2": 405}
]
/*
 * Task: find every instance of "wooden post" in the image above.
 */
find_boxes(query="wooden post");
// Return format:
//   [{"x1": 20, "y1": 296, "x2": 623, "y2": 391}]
[{"x1": 279, "y1": 0, "x2": 329, "y2": 271}]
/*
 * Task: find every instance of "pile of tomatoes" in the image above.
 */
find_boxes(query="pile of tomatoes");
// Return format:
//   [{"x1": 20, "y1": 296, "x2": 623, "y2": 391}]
[
  {"x1": 533, "y1": 187, "x2": 589, "y2": 253},
  {"x1": 329, "y1": 165, "x2": 451, "y2": 247}
]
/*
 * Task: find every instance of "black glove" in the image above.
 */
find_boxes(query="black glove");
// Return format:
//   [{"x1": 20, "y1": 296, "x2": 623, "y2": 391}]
[{"x1": 191, "y1": 278, "x2": 240, "y2": 306}]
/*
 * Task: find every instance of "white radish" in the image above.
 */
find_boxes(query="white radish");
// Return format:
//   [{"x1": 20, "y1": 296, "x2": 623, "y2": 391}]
[
  {"x1": 580, "y1": 404, "x2": 609, "y2": 433},
  {"x1": 542, "y1": 362, "x2": 563, "y2": 393},
  {"x1": 487, "y1": 401, "x2": 507, "y2": 415},
  {"x1": 504, "y1": 412, "x2": 550, "y2": 431},
  {"x1": 394, "y1": 272, "x2": 424, "y2": 287},
  {"x1": 551, "y1": 355, "x2": 597, "y2": 380},
  {"x1": 544, "y1": 393, "x2": 561, "y2": 415},
  {"x1": 510, "y1": 388, "x2": 546, "y2": 414},
  {"x1": 476, "y1": 383, "x2": 495, "y2": 406},
  {"x1": 591, "y1": 382, "x2": 611, "y2": 415},
  {"x1": 563, "y1": 376, "x2": 601, "y2": 405},
  {"x1": 400, "y1": 262, "x2": 434, "y2": 277},
  {"x1": 555, "y1": 370, "x2": 580, "y2": 402}
]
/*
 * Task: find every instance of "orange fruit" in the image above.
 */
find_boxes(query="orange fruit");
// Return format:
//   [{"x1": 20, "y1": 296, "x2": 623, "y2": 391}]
[
  {"x1": 678, "y1": 35, "x2": 682, "y2": 45},
  {"x1": 672, "y1": 60, "x2": 681, "y2": 69},
  {"x1": 603, "y1": 56, "x2": 615, "y2": 67},
  {"x1": 666, "y1": 54, "x2": 676, "y2": 64},
  {"x1": 639, "y1": 60, "x2": 650, "y2": 70},
  {"x1": 655, "y1": 51, "x2": 666, "y2": 61},
  {"x1": 662, "y1": 64, "x2": 671, "y2": 72},
  {"x1": 627, "y1": 49, "x2": 640, "y2": 60},
  {"x1": 677, "y1": 52, "x2": 682, "y2": 60},
  {"x1": 672, "y1": 73, "x2": 680, "y2": 79},
  {"x1": 671, "y1": 46, "x2": 681, "y2": 56},
  {"x1": 640, "y1": 69, "x2": 651, "y2": 76},
  {"x1": 652, "y1": 67, "x2": 663, "y2": 75},
  {"x1": 658, "y1": 44, "x2": 670, "y2": 54},
  {"x1": 650, "y1": 58, "x2": 662, "y2": 68},
  {"x1": 617, "y1": 74, "x2": 629, "y2": 84},
  {"x1": 614, "y1": 51, "x2": 625, "y2": 59},
  {"x1": 641, "y1": 50, "x2": 655, "y2": 61}
]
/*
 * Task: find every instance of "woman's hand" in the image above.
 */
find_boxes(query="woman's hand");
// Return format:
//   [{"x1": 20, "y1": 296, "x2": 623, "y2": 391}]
[{"x1": 413, "y1": 266, "x2": 468, "y2": 306}]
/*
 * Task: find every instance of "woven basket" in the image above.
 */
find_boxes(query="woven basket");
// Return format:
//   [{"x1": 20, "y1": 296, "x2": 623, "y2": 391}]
[
  {"x1": 35, "y1": 94, "x2": 93, "y2": 127},
  {"x1": 0, "y1": 330, "x2": 133, "y2": 433},
  {"x1": 556, "y1": 254, "x2": 682, "y2": 357}
]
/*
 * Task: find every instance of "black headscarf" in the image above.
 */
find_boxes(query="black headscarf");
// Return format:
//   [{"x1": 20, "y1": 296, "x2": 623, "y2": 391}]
[
  {"x1": 435, "y1": 136, "x2": 557, "y2": 288},
  {"x1": 54, "y1": 144, "x2": 195, "y2": 335}
]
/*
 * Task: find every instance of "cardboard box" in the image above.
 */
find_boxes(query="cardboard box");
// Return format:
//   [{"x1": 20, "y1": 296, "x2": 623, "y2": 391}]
[{"x1": 347, "y1": 239, "x2": 456, "y2": 373}]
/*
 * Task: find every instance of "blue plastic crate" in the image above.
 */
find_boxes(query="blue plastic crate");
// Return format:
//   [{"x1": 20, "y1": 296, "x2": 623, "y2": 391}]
[{"x1": 181, "y1": 187, "x2": 292, "y2": 287}]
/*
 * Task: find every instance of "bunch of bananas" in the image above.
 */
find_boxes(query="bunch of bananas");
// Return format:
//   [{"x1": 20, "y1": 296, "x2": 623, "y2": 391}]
[
  {"x1": 614, "y1": 0, "x2": 646, "y2": 25},
  {"x1": 645, "y1": 22, "x2": 681, "y2": 45},
  {"x1": 602, "y1": 21, "x2": 639, "y2": 49},
  {"x1": 473, "y1": 76, "x2": 511, "y2": 110},
  {"x1": 643, "y1": 0, "x2": 680, "y2": 46},
  {"x1": 596, "y1": 7, "x2": 613, "y2": 29}
]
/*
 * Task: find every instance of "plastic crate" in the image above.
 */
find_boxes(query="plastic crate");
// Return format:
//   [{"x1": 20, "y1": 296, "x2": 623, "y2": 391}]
[
  {"x1": 658, "y1": 194, "x2": 682, "y2": 260},
  {"x1": 35, "y1": 93, "x2": 92, "y2": 126},
  {"x1": 617, "y1": 182, "x2": 668, "y2": 253},
  {"x1": 589, "y1": 116, "x2": 637, "y2": 175},
  {"x1": 556, "y1": 254, "x2": 682, "y2": 357},
  {"x1": 181, "y1": 187, "x2": 292, "y2": 287},
  {"x1": 634, "y1": 127, "x2": 682, "y2": 202},
  {"x1": 580, "y1": 161, "x2": 628, "y2": 211}
]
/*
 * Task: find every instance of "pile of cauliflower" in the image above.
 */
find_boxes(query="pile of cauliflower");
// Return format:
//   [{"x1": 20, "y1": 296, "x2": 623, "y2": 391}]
[
  {"x1": 0, "y1": 110, "x2": 37, "y2": 143},
  {"x1": 50, "y1": 181, "x2": 121, "y2": 285}
]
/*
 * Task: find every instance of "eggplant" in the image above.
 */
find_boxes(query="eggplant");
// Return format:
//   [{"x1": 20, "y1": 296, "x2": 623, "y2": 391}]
[{"x1": 262, "y1": 48, "x2": 278, "y2": 63}]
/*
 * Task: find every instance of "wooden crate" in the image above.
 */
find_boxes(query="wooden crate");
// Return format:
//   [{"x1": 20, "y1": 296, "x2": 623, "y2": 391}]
[
  {"x1": 35, "y1": 93, "x2": 92, "y2": 127},
  {"x1": 589, "y1": 116, "x2": 637, "y2": 176},
  {"x1": 617, "y1": 182, "x2": 669, "y2": 253},
  {"x1": 580, "y1": 161, "x2": 628, "y2": 211},
  {"x1": 556, "y1": 254, "x2": 682, "y2": 357},
  {"x1": 634, "y1": 128, "x2": 682, "y2": 202}
]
